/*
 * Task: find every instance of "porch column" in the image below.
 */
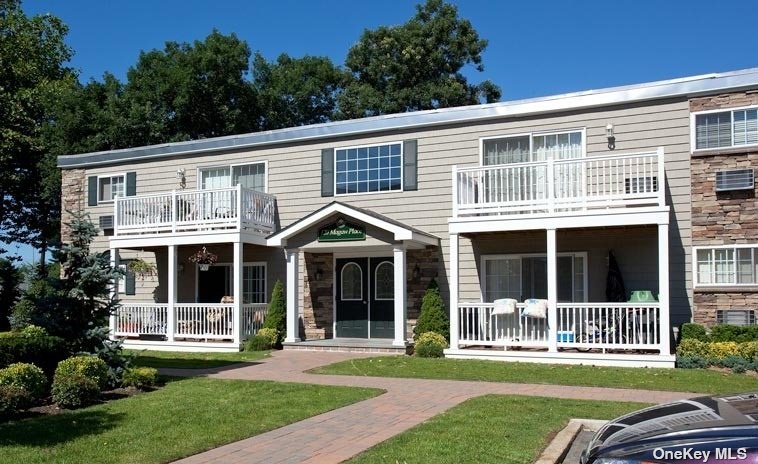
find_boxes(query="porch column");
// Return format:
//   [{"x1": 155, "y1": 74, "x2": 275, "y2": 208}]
[
  {"x1": 167, "y1": 245, "x2": 177, "y2": 342},
  {"x1": 546, "y1": 228, "x2": 558, "y2": 353},
  {"x1": 109, "y1": 247, "x2": 118, "y2": 339},
  {"x1": 232, "y1": 241, "x2": 243, "y2": 345},
  {"x1": 658, "y1": 223, "x2": 671, "y2": 355},
  {"x1": 393, "y1": 245, "x2": 407, "y2": 347},
  {"x1": 449, "y1": 234, "x2": 459, "y2": 350},
  {"x1": 284, "y1": 248, "x2": 300, "y2": 343}
]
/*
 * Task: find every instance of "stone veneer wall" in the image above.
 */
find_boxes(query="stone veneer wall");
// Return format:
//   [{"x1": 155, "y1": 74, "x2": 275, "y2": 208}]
[
  {"x1": 60, "y1": 169, "x2": 86, "y2": 244},
  {"x1": 300, "y1": 246, "x2": 441, "y2": 341},
  {"x1": 690, "y1": 91, "x2": 758, "y2": 326}
]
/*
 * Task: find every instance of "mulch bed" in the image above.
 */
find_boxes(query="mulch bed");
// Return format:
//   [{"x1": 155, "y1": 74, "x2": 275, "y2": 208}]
[{"x1": 11, "y1": 386, "x2": 153, "y2": 420}]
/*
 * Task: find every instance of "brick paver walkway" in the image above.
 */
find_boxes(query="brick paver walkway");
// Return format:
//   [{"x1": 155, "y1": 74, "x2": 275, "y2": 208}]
[{"x1": 169, "y1": 351, "x2": 695, "y2": 464}]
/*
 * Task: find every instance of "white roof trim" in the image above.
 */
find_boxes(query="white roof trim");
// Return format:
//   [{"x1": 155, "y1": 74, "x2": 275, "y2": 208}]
[
  {"x1": 267, "y1": 203, "x2": 437, "y2": 247},
  {"x1": 59, "y1": 67, "x2": 758, "y2": 168}
]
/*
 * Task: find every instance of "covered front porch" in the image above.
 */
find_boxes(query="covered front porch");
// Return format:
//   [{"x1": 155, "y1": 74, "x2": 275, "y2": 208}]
[
  {"x1": 447, "y1": 213, "x2": 676, "y2": 367},
  {"x1": 267, "y1": 202, "x2": 440, "y2": 349},
  {"x1": 108, "y1": 241, "x2": 274, "y2": 351}
]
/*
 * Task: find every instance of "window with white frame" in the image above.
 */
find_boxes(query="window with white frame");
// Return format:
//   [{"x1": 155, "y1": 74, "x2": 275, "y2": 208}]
[
  {"x1": 695, "y1": 107, "x2": 758, "y2": 150},
  {"x1": 717, "y1": 310, "x2": 756, "y2": 326},
  {"x1": 199, "y1": 162, "x2": 266, "y2": 192},
  {"x1": 243, "y1": 263, "x2": 266, "y2": 304},
  {"x1": 482, "y1": 130, "x2": 584, "y2": 165},
  {"x1": 696, "y1": 245, "x2": 758, "y2": 286},
  {"x1": 98, "y1": 175, "x2": 125, "y2": 202},
  {"x1": 335, "y1": 143, "x2": 402, "y2": 195},
  {"x1": 482, "y1": 253, "x2": 586, "y2": 303}
]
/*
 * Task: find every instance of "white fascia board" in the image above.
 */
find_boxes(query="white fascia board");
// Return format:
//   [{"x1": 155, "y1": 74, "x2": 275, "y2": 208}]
[{"x1": 448, "y1": 207, "x2": 670, "y2": 234}]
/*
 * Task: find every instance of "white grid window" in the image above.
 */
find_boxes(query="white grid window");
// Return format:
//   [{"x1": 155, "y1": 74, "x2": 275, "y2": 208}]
[
  {"x1": 483, "y1": 130, "x2": 583, "y2": 165},
  {"x1": 695, "y1": 107, "x2": 758, "y2": 149},
  {"x1": 200, "y1": 163, "x2": 266, "y2": 191},
  {"x1": 335, "y1": 143, "x2": 402, "y2": 195},
  {"x1": 696, "y1": 246, "x2": 758, "y2": 286},
  {"x1": 717, "y1": 310, "x2": 756, "y2": 326},
  {"x1": 482, "y1": 253, "x2": 587, "y2": 303},
  {"x1": 243, "y1": 264, "x2": 266, "y2": 304},
  {"x1": 98, "y1": 175, "x2": 125, "y2": 202}
]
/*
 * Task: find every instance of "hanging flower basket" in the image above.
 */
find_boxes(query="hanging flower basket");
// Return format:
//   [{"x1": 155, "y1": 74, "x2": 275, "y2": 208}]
[{"x1": 189, "y1": 246, "x2": 218, "y2": 271}]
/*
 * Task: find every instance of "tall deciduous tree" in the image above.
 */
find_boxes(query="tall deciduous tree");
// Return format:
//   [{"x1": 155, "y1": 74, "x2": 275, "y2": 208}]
[
  {"x1": 0, "y1": 0, "x2": 73, "y2": 260},
  {"x1": 252, "y1": 52, "x2": 346, "y2": 130},
  {"x1": 338, "y1": 0, "x2": 500, "y2": 118}
]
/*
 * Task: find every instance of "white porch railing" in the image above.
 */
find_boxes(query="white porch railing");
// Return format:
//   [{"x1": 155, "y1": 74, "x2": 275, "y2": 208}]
[
  {"x1": 114, "y1": 303, "x2": 269, "y2": 342},
  {"x1": 114, "y1": 185, "x2": 276, "y2": 236},
  {"x1": 457, "y1": 302, "x2": 663, "y2": 353},
  {"x1": 453, "y1": 148, "x2": 664, "y2": 217}
]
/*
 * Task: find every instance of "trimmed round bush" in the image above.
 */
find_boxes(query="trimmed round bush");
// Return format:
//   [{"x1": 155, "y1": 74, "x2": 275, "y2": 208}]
[
  {"x1": 0, "y1": 332, "x2": 69, "y2": 378},
  {"x1": 710, "y1": 324, "x2": 758, "y2": 343},
  {"x1": 51, "y1": 374, "x2": 99, "y2": 409},
  {"x1": 0, "y1": 362, "x2": 47, "y2": 402},
  {"x1": 121, "y1": 367, "x2": 158, "y2": 389},
  {"x1": 256, "y1": 328, "x2": 278, "y2": 347},
  {"x1": 245, "y1": 334, "x2": 273, "y2": 351},
  {"x1": 0, "y1": 385, "x2": 32, "y2": 418},
  {"x1": 414, "y1": 331, "x2": 447, "y2": 358},
  {"x1": 679, "y1": 323, "x2": 708, "y2": 342},
  {"x1": 19, "y1": 325, "x2": 48, "y2": 338},
  {"x1": 55, "y1": 356, "x2": 109, "y2": 390}
]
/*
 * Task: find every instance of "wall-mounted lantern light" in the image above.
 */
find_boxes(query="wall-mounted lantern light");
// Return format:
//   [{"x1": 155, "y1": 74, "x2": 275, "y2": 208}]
[{"x1": 606, "y1": 123, "x2": 616, "y2": 150}]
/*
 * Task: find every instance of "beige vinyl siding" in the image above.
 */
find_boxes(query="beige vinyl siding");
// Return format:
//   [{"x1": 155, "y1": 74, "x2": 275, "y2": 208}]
[{"x1": 74, "y1": 98, "x2": 693, "y2": 322}]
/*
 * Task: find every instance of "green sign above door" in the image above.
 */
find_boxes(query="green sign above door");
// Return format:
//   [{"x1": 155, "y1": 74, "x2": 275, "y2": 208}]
[{"x1": 318, "y1": 219, "x2": 366, "y2": 242}]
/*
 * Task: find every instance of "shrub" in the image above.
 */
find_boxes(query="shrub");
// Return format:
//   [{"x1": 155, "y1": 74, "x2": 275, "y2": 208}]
[
  {"x1": 0, "y1": 362, "x2": 47, "y2": 403},
  {"x1": 20, "y1": 325, "x2": 48, "y2": 338},
  {"x1": 0, "y1": 385, "x2": 30, "y2": 418},
  {"x1": 121, "y1": 367, "x2": 158, "y2": 389},
  {"x1": 676, "y1": 355, "x2": 709, "y2": 369},
  {"x1": 716, "y1": 355, "x2": 751, "y2": 373},
  {"x1": 737, "y1": 341, "x2": 758, "y2": 363},
  {"x1": 414, "y1": 331, "x2": 447, "y2": 358},
  {"x1": 679, "y1": 323, "x2": 708, "y2": 342},
  {"x1": 51, "y1": 374, "x2": 99, "y2": 409},
  {"x1": 256, "y1": 328, "x2": 279, "y2": 346},
  {"x1": 710, "y1": 324, "x2": 758, "y2": 343},
  {"x1": 0, "y1": 330, "x2": 69, "y2": 377},
  {"x1": 87, "y1": 327, "x2": 133, "y2": 388},
  {"x1": 676, "y1": 339, "x2": 709, "y2": 358},
  {"x1": 414, "y1": 279, "x2": 449, "y2": 342},
  {"x1": 245, "y1": 334, "x2": 273, "y2": 351},
  {"x1": 707, "y1": 341, "x2": 740, "y2": 361},
  {"x1": 55, "y1": 356, "x2": 109, "y2": 390},
  {"x1": 263, "y1": 280, "x2": 286, "y2": 344}
]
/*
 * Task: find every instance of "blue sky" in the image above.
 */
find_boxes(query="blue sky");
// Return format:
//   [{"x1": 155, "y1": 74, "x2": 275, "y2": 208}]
[{"x1": 13, "y1": 0, "x2": 758, "y2": 262}]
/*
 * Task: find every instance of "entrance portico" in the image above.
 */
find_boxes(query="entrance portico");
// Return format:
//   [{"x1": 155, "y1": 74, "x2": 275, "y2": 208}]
[{"x1": 268, "y1": 202, "x2": 439, "y2": 348}]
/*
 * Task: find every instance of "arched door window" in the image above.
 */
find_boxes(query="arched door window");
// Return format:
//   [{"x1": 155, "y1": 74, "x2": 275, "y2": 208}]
[
  {"x1": 341, "y1": 262, "x2": 363, "y2": 300},
  {"x1": 374, "y1": 261, "x2": 394, "y2": 300}
]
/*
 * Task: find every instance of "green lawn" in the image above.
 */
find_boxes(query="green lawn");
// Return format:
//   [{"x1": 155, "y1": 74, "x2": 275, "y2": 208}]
[
  {"x1": 0, "y1": 378, "x2": 380, "y2": 464},
  {"x1": 348, "y1": 395, "x2": 646, "y2": 464},
  {"x1": 312, "y1": 356, "x2": 758, "y2": 394},
  {"x1": 127, "y1": 349, "x2": 269, "y2": 369}
]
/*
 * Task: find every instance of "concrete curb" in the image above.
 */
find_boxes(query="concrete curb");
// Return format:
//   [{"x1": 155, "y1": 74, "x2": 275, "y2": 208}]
[{"x1": 534, "y1": 419, "x2": 607, "y2": 464}]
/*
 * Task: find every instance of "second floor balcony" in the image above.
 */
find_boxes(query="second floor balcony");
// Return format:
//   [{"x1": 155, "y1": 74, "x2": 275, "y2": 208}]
[
  {"x1": 452, "y1": 148, "x2": 665, "y2": 218},
  {"x1": 113, "y1": 185, "x2": 276, "y2": 237}
]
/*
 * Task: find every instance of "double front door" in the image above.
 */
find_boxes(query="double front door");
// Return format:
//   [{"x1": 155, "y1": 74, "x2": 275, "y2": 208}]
[{"x1": 335, "y1": 257, "x2": 394, "y2": 338}]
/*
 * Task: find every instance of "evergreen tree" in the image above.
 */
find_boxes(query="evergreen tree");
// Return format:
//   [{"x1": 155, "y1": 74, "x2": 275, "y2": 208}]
[
  {"x1": 413, "y1": 278, "x2": 449, "y2": 342},
  {"x1": 0, "y1": 258, "x2": 21, "y2": 331},
  {"x1": 263, "y1": 280, "x2": 286, "y2": 343}
]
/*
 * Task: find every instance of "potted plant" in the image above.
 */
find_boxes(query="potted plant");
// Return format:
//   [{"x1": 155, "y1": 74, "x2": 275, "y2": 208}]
[
  {"x1": 128, "y1": 258, "x2": 157, "y2": 279},
  {"x1": 189, "y1": 246, "x2": 218, "y2": 271}
]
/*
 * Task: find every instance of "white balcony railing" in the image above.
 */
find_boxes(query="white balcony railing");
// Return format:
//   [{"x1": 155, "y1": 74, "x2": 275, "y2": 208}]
[
  {"x1": 457, "y1": 302, "x2": 663, "y2": 353},
  {"x1": 453, "y1": 148, "x2": 665, "y2": 217},
  {"x1": 114, "y1": 185, "x2": 276, "y2": 236},
  {"x1": 114, "y1": 303, "x2": 268, "y2": 342}
]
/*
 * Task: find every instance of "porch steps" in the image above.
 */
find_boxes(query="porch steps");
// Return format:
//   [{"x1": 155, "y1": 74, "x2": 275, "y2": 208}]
[{"x1": 283, "y1": 338, "x2": 411, "y2": 355}]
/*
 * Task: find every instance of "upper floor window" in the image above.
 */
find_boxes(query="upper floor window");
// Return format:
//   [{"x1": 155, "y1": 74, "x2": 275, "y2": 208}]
[
  {"x1": 98, "y1": 174, "x2": 125, "y2": 203},
  {"x1": 694, "y1": 107, "x2": 758, "y2": 150},
  {"x1": 199, "y1": 162, "x2": 267, "y2": 192},
  {"x1": 482, "y1": 130, "x2": 584, "y2": 166},
  {"x1": 695, "y1": 245, "x2": 758, "y2": 286},
  {"x1": 335, "y1": 143, "x2": 402, "y2": 195}
]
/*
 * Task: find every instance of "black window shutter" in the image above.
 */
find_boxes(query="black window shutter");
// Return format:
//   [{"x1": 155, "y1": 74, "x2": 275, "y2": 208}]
[
  {"x1": 321, "y1": 148, "x2": 334, "y2": 197},
  {"x1": 126, "y1": 172, "x2": 137, "y2": 196},
  {"x1": 403, "y1": 140, "x2": 418, "y2": 191},
  {"x1": 88, "y1": 176, "x2": 98, "y2": 206},
  {"x1": 124, "y1": 264, "x2": 136, "y2": 296}
]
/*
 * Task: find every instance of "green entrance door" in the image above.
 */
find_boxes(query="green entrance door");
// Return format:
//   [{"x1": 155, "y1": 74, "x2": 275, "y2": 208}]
[
  {"x1": 335, "y1": 258, "x2": 369, "y2": 338},
  {"x1": 369, "y1": 258, "x2": 395, "y2": 338}
]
